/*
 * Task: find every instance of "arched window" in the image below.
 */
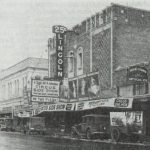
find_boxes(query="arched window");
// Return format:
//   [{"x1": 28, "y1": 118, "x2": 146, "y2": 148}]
[
  {"x1": 68, "y1": 51, "x2": 74, "y2": 77},
  {"x1": 77, "y1": 47, "x2": 83, "y2": 75},
  {"x1": 68, "y1": 51, "x2": 74, "y2": 72}
]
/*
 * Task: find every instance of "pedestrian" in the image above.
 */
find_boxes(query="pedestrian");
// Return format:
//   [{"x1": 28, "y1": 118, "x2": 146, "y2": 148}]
[{"x1": 23, "y1": 125, "x2": 27, "y2": 134}]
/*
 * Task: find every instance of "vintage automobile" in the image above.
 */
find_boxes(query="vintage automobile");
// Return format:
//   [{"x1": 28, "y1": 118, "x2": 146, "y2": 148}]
[
  {"x1": 28, "y1": 125, "x2": 46, "y2": 135},
  {"x1": 0, "y1": 118, "x2": 15, "y2": 132},
  {"x1": 110, "y1": 111, "x2": 143, "y2": 142},
  {"x1": 71, "y1": 114, "x2": 110, "y2": 139}
]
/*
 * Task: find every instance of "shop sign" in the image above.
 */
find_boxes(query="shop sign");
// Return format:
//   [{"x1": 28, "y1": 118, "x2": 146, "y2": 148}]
[
  {"x1": 31, "y1": 79, "x2": 60, "y2": 97},
  {"x1": 31, "y1": 96, "x2": 59, "y2": 103},
  {"x1": 52, "y1": 25, "x2": 67, "y2": 79},
  {"x1": 127, "y1": 66, "x2": 148, "y2": 82},
  {"x1": 1, "y1": 107, "x2": 12, "y2": 114},
  {"x1": 18, "y1": 111, "x2": 30, "y2": 118},
  {"x1": 110, "y1": 111, "x2": 143, "y2": 130}
]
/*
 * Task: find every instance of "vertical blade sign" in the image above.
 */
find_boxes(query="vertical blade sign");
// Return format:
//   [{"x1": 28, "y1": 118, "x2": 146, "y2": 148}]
[{"x1": 52, "y1": 25, "x2": 67, "y2": 79}]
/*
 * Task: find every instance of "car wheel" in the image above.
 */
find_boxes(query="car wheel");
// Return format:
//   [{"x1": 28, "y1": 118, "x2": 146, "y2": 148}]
[
  {"x1": 71, "y1": 129, "x2": 76, "y2": 138},
  {"x1": 130, "y1": 134, "x2": 139, "y2": 142},
  {"x1": 111, "y1": 127, "x2": 120, "y2": 142},
  {"x1": 86, "y1": 129, "x2": 92, "y2": 139}
]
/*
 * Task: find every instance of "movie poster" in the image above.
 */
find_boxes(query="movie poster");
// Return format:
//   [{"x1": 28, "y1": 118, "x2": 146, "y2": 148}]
[
  {"x1": 87, "y1": 73, "x2": 100, "y2": 99},
  {"x1": 59, "y1": 78, "x2": 69, "y2": 102},
  {"x1": 78, "y1": 76, "x2": 89, "y2": 100},
  {"x1": 110, "y1": 111, "x2": 143, "y2": 133},
  {"x1": 69, "y1": 79, "x2": 77, "y2": 102}
]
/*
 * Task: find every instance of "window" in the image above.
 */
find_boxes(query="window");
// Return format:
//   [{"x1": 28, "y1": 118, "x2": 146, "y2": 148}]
[
  {"x1": 68, "y1": 51, "x2": 74, "y2": 73},
  {"x1": 2, "y1": 84, "x2": 5, "y2": 99},
  {"x1": 68, "y1": 51, "x2": 74, "y2": 78},
  {"x1": 92, "y1": 16, "x2": 96, "y2": 28},
  {"x1": 96, "y1": 13, "x2": 99, "y2": 27},
  {"x1": 17, "y1": 80, "x2": 19, "y2": 95},
  {"x1": 118, "y1": 85, "x2": 133, "y2": 97},
  {"x1": 99, "y1": 14, "x2": 103, "y2": 25},
  {"x1": 133, "y1": 83, "x2": 148, "y2": 96},
  {"x1": 8, "y1": 83, "x2": 10, "y2": 98},
  {"x1": 77, "y1": 47, "x2": 83, "y2": 75},
  {"x1": 86, "y1": 18, "x2": 91, "y2": 31},
  {"x1": 10, "y1": 82, "x2": 12, "y2": 97},
  {"x1": 15, "y1": 80, "x2": 17, "y2": 95}
]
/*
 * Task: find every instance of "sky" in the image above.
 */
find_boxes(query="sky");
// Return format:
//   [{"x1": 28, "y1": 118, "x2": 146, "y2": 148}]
[{"x1": 0, "y1": 0, "x2": 150, "y2": 69}]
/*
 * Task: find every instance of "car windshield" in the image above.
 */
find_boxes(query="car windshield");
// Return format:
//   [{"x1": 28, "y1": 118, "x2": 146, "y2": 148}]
[{"x1": 82, "y1": 115, "x2": 108, "y2": 123}]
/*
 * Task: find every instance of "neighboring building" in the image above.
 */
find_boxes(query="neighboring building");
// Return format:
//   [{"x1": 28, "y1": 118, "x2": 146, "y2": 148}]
[
  {"x1": 0, "y1": 57, "x2": 48, "y2": 117},
  {"x1": 114, "y1": 62, "x2": 150, "y2": 136},
  {"x1": 49, "y1": 3, "x2": 150, "y2": 101}
]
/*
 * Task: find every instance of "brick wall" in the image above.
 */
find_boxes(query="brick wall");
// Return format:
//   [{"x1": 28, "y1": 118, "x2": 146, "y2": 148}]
[
  {"x1": 50, "y1": 53, "x2": 57, "y2": 78},
  {"x1": 112, "y1": 4, "x2": 150, "y2": 88},
  {"x1": 113, "y1": 4, "x2": 150, "y2": 70},
  {"x1": 92, "y1": 29, "x2": 111, "y2": 89},
  {"x1": 65, "y1": 32, "x2": 91, "y2": 77}
]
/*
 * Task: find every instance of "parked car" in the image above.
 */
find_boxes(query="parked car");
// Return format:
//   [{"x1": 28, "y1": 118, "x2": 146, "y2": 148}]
[
  {"x1": 28, "y1": 125, "x2": 46, "y2": 135},
  {"x1": 28, "y1": 117, "x2": 46, "y2": 135},
  {"x1": 0, "y1": 118, "x2": 15, "y2": 132},
  {"x1": 71, "y1": 114, "x2": 110, "y2": 139}
]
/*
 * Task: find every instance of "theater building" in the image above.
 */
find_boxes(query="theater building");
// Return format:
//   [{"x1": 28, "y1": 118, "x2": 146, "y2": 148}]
[
  {"x1": 45, "y1": 3, "x2": 150, "y2": 132},
  {"x1": 49, "y1": 3, "x2": 150, "y2": 101}
]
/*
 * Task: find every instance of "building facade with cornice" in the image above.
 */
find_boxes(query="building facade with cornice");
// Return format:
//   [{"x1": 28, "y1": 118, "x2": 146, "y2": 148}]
[{"x1": 0, "y1": 57, "x2": 48, "y2": 117}]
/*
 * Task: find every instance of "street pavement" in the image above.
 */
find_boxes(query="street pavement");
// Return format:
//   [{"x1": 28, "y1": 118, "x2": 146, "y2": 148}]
[
  {"x1": 0, "y1": 131, "x2": 80, "y2": 150},
  {"x1": 0, "y1": 131, "x2": 149, "y2": 150}
]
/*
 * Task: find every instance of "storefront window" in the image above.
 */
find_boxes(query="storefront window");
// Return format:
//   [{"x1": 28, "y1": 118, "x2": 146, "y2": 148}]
[
  {"x1": 133, "y1": 83, "x2": 148, "y2": 95},
  {"x1": 118, "y1": 85, "x2": 133, "y2": 97}
]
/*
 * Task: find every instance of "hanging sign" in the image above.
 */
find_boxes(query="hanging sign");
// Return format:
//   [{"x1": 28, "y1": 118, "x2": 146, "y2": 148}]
[
  {"x1": 31, "y1": 79, "x2": 60, "y2": 97},
  {"x1": 52, "y1": 25, "x2": 67, "y2": 79},
  {"x1": 127, "y1": 66, "x2": 148, "y2": 82},
  {"x1": 31, "y1": 96, "x2": 59, "y2": 103}
]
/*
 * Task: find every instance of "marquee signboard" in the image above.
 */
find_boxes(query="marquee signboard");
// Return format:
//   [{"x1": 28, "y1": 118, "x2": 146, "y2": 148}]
[
  {"x1": 32, "y1": 103, "x2": 75, "y2": 116},
  {"x1": 52, "y1": 25, "x2": 67, "y2": 79},
  {"x1": 127, "y1": 66, "x2": 148, "y2": 82},
  {"x1": 32, "y1": 97, "x2": 133, "y2": 116}
]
